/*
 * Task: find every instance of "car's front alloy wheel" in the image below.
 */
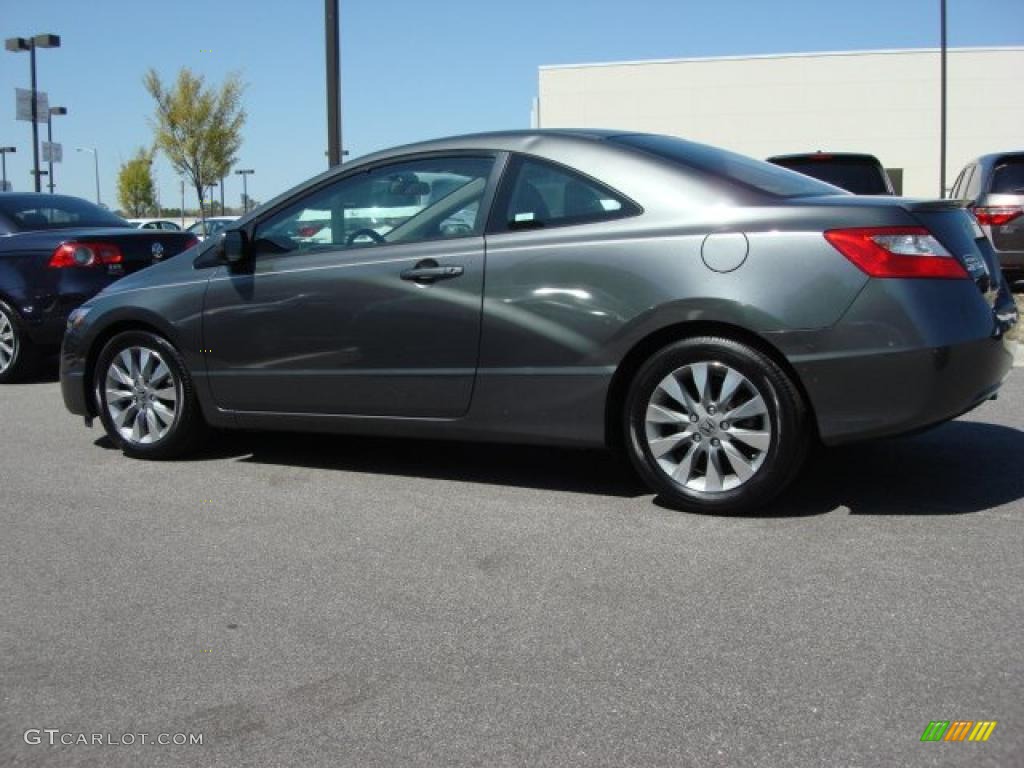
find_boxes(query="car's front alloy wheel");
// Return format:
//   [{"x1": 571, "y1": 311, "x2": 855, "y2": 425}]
[
  {"x1": 104, "y1": 346, "x2": 179, "y2": 444},
  {"x1": 626, "y1": 336, "x2": 808, "y2": 514},
  {"x1": 95, "y1": 331, "x2": 204, "y2": 458}
]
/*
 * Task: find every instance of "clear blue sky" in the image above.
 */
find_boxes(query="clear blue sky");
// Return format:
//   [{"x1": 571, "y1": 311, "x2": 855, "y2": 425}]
[{"x1": 1, "y1": 0, "x2": 1020, "y2": 211}]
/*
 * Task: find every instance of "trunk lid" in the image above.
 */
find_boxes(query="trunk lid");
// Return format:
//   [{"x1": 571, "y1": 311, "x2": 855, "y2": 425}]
[
  {"x1": 903, "y1": 199, "x2": 1000, "y2": 305},
  {"x1": 52, "y1": 228, "x2": 199, "y2": 275}
]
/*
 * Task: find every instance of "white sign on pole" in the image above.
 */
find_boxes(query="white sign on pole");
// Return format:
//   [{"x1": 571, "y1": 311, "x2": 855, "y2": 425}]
[
  {"x1": 42, "y1": 142, "x2": 62, "y2": 163},
  {"x1": 15, "y1": 88, "x2": 49, "y2": 122}
]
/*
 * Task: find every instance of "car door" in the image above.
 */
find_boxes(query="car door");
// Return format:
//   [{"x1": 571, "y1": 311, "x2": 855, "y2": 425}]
[{"x1": 202, "y1": 153, "x2": 502, "y2": 417}]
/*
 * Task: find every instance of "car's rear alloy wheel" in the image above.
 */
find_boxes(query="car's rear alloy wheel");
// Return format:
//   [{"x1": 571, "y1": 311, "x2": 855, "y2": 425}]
[
  {"x1": 95, "y1": 331, "x2": 204, "y2": 459},
  {"x1": 625, "y1": 337, "x2": 808, "y2": 514},
  {"x1": 0, "y1": 300, "x2": 38, "y2": 384}
]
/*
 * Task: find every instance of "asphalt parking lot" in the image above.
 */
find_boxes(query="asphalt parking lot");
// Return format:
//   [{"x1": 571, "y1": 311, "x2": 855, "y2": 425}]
[{"x1": 2, "y1": 359, "x2": 1022, "y2": 767}]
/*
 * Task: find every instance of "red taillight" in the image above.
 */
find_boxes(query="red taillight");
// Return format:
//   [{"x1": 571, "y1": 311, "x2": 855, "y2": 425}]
[
  {"x1": 297, "y1": 224, "x2": 324, "y2": 238},
  {"x1": 823, "y1": 226, "x2": 968, "y2": 279},
  {"x1": 49, "y1": 242, "x2": 124, "y2": 268},
  {"x1": 973, "y1": 206, "x2": 1023, "y2": 227},
  {"x1": 184, "y1": 236, "x2": 200, "y2": 249}
]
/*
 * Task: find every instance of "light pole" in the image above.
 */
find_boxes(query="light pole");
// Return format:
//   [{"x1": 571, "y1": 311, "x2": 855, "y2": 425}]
[
  {"x1": 75, "y1": 147, "x2": 100, "y2": 205},
  {"x1": 0, "y1": 147, "x2": 15, "y2": 191},
  {"x1": 235, "y1": 168, "x2": 254, "y2": 212},
  {"x1": 5, "y1": 34, "x2": 61, "y2": 193},
  {"x1": 325, "y1": 0, "x2": 342, "y2": 167},
  {"x1": 46, "y1": 106, "x2": 66, "y2": 193},
  {"x1": 939, "y1": 0, "x2": 948, "y2": 196}
]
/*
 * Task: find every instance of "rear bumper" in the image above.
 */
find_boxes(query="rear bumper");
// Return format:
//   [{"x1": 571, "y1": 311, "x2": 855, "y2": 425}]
[
  {"x1": 774, "y1": 278, "x2": 1016, "y2": 445},
  {"x1": 793, "y1": 337, "x2": 1011, "y2": 445},
  {"x1": 994, "y1": 249, "x2": 1024, "y2": 271}
]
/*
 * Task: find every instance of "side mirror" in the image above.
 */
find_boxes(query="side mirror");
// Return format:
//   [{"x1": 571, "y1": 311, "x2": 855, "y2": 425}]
[{"x1": 220, "y1": 229, "x2": 250, "y2": 264}]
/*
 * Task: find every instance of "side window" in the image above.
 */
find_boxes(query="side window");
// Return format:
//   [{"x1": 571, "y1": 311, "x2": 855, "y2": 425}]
[
  {"x1": 253, "y1": 155, "x2": 494, "y2": 257},
  {"x1": 949, "y1": 168, "x2": 966, "y2": 199},
  {"x1": 494, "y1": 156, "x2": 639, "y2": 232},
  {"x1": 964, "y1": 165, "x2": 982, "y2": 202}
]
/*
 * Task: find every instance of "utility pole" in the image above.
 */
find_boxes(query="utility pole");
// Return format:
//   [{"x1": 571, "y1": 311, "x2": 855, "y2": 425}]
[
  {"x1": 0, "y1": 147, "x2": 15, "y2": 191},
  {"x1": 220, "y1": 174, "x2": 225, "y2": 213},
  {"x1": 236, "y1": 168, "x2": 254, "y2": 212},
  {"x1": 180, "y1": 179, "x2": 185, "y2": 227},
  {"x1": 325, "y1": 0, "x2": 342, "y2": 167},
  {"x1": 939, "y1": 0, "x2": 947, "y2": 197}
]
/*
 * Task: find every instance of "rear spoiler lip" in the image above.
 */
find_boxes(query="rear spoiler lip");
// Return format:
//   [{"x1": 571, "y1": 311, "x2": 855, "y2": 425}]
[{"x1": 902, "y1": 198, "x2": 975, "y2": 212}]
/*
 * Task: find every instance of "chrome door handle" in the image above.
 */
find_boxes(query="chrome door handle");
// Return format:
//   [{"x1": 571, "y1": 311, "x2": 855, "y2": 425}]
[{"x1": 400, "y1": 263, "x2": 464, "y2": 283}]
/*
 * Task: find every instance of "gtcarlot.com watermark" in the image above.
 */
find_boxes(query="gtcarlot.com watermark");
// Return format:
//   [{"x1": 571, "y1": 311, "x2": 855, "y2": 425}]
[{"x1": 24, "y1": 729, "x2": 203, "y2": 746}]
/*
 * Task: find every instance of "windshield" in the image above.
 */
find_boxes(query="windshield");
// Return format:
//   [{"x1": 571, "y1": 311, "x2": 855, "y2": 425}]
[
  {"x1": 0, "y1": 195, "x2": 130, "y2": 231},
  {"x1": 770, "y1": 157, "x2": 891, "y2": 195},
  {"x1": 610, "y1": 134, "x2": 843, "y2": 199}
]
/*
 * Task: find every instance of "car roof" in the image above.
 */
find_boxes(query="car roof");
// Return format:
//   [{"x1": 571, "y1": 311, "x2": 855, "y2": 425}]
[{"x1": 961, "y1": 151, "x2": 1024, "y2": 169}]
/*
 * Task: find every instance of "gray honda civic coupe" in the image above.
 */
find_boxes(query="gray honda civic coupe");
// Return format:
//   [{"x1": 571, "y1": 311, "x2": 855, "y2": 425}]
[{"x1": 59, "y1": 131, "x2": 1018, "y2": 514}]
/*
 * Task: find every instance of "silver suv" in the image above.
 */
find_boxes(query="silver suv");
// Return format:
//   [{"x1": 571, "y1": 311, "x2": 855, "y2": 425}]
[{"x1": 950, "y1": 153, "x2": 1024, "y2": 279}]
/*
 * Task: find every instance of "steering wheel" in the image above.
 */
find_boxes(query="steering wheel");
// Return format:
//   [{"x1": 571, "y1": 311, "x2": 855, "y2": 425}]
[{"x1": 346, "y1": 228, "x2": 386, "y2": 246}]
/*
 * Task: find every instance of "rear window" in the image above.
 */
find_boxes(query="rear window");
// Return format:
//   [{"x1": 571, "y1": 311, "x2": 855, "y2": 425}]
[
  {"x1": 990, "y1": 159, "x2": 1024, "y2": 195},
  {"x1": 0, "y1": 195, "x2": 128, "y2": 231},
  {"x1": 609, "y1": 134, "x2": 842, "y2": 199},
  {"x1": 770, "y1": 156, "x2": 891, "y2": 195}
]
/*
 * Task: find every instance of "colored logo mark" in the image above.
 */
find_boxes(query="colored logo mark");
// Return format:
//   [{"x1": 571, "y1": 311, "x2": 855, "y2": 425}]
[{"x1": 921, "y1": 720, "x2": 997, "y2": 742}]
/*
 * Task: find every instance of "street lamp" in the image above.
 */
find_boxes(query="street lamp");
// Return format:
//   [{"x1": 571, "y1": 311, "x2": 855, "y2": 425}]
[
  {"x1": 46, "y1": 106, "x2": 67, "y2": 193},
  {"x1": 235, "y1": 168, "x2": 254, "y2": 212},
  {"x1": 0, "y1": 147, "x2": 15, "y2": 191},
  {"x1": 5, "y1": 34, "x2": 61, "y2": 193},
  {"x1": 75, "y1": 147, "x2": 100, "y2": 205}
]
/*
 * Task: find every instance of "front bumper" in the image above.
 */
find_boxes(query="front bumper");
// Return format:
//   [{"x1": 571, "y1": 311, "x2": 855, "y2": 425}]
[{"x1": 60, "y1": 324, "x2": 91, "y2": 418}]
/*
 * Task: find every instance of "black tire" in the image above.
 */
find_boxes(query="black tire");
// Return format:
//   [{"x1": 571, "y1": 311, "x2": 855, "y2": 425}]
[
  {"x1": 0, "y1": 299, "x2": 39, "y2": 384},
  {"x1": 94, "y1": 330, "x2": 205, "y2": 459},
  {"x1": 624, "y1": 336, "x2": 808, "y2": 514}
]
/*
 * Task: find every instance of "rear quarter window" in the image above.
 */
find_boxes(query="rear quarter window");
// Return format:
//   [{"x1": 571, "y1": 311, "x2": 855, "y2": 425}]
[
  {"x1": 610, "y1": 134, "x2": 843, "y2": 199},
  {"x1": 990, "y1": 160, "x2": 1024, "y2": 195}
]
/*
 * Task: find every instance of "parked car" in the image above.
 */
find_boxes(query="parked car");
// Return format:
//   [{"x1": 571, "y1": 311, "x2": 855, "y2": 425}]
[
  {"x1": 0, "y1": 193, "x2": 198, "y2": 382},
  {"x1": 126, "y1": 218, "x2": 182, "y2": 231},
  {"x1": 949, "y1": 152, "x2": 1024, "y2": 280},
  {"x1": 186, "y1": 216, "x2": 237, "y2": 241},
  {"x1": 59, "y1": 131, "x2": 1017, "y2": 514},
  {"x1": 767, "y1": 152, "x2": 895, "y2": 195}
]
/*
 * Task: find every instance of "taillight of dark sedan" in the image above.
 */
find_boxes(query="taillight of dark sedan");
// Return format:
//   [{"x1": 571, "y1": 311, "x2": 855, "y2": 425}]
[{"x1": 58, "y1": 131, "x2": 1018, "y2": 514}]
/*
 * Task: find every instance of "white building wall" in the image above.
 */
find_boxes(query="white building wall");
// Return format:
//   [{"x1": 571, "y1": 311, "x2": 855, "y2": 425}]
[{"x1": 538, "y1": 48, "x2": 1024, "y2": 198}]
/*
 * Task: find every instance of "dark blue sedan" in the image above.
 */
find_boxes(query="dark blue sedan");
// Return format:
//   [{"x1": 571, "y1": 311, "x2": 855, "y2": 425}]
[{"x1": 0, "y1": 194, "x2": 197, "y2": 381}]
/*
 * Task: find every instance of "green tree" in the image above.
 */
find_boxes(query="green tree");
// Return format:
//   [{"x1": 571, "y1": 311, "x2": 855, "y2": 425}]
[
  {"x1": 143, "y1": 67, "x2": 245, "y2": 221},
  {"x1": 116, "y1": 148, "x2": 157, "y2": 217}
]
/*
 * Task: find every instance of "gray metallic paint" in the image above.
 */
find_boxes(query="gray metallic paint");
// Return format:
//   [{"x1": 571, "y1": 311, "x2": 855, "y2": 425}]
[{"x1": 60, "y1": 130, "x2": 1017, "y2": 449}]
